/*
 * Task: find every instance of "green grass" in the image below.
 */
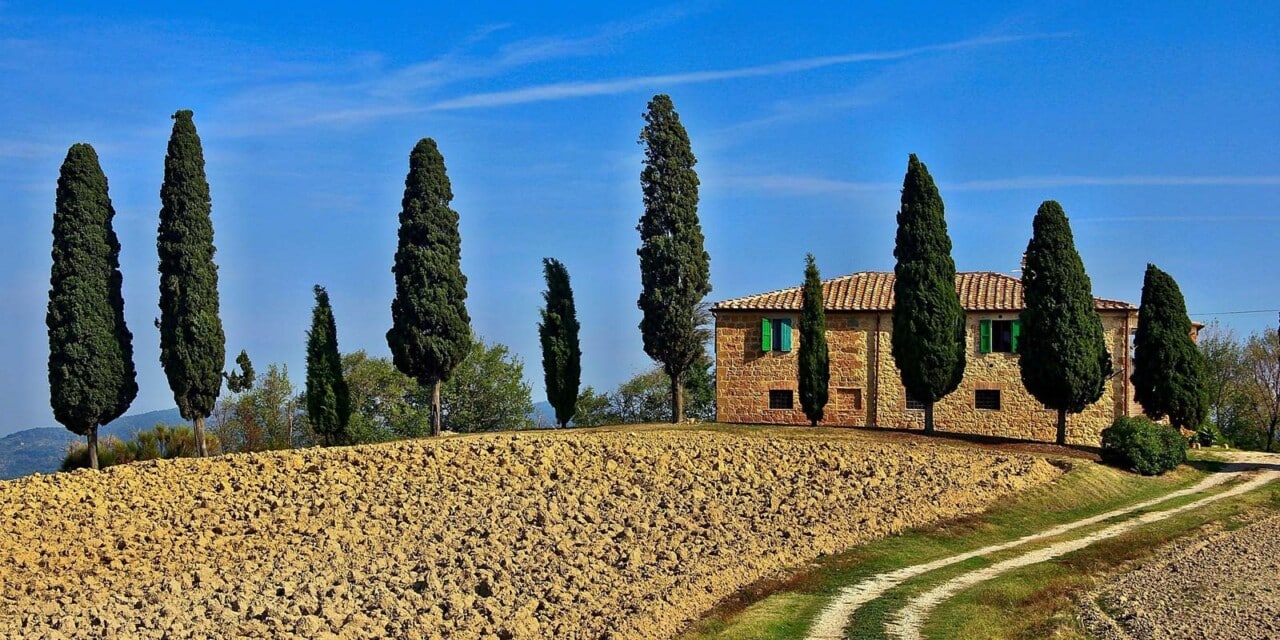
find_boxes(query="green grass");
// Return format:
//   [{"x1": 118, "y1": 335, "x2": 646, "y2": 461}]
[
  {"x1": 923, "y1": 480, "x2": 1280, "y2": 640},
  {"x1": 680, "y1": 457, "x2": 1215, "y2": 640}
]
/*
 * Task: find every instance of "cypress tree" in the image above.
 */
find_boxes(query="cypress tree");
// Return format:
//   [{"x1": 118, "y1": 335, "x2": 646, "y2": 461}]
[
  {"x1": 1018, "y1": 200, "x2": 1112, "y2": 445},
  {"x1": 538, "y1": 258, "x2": 581, "y2": 428},
  {"x1": 306, "y1": 285, "x2": 351, "y2": 446},
  {"x1": 1131, "y1": 264, "x2": 1209, "y2": 430},
  {"x1": 387, "y1": 138, "x2": 471, "y2": 436},
  {"x1": 158, "y1": 109, "x2": 225, "y2": 457},
  {"x1": 798, "y1": 253, "x2": 830, "y2": 426},
  {"x1": 637, "y1": 94, "x2": 711, "y2": 424},
  {"x1": 47, "y1": 143, "x2": 139, "y2": 470},
  {"x1": 891, "y1": 154, "x2": 966, "y2": 434}
]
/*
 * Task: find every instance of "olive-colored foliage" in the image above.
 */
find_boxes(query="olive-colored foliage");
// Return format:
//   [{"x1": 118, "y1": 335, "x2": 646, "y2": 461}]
[
  {"x1": 210, "y1": 364, "x2": 306, "y2": 453},
  {"x1": 341, "y1": 351, "x2": 430, "y2": 443},
  {"x1": 387, "y1": 138, "x2": 471, "y2": 437},
  {"x1": 306, "y1": 285, "x2": 352, "y2": 446},
  {"x1": 539, "y1": 258, "x2": 582, "y2": 428},
  {"x1": 572, "y1": 362, "x2": 716, "y2": 426},
  {"x1": 1018, "y1": 200, "x2": 1112, "y2": 445},
  {"x1": 1100, "y1": 416, "x2": 1187, "y2": 476},
  {"x1": 637, "y1": 94, "x2": 712, "y2": 423},
  {"x1": 1200, "y1": 324, "x2": 1280, "y2": 450},
  {"x1": 890, "y1": 154, "x2": 966, "y2": 433},
  {"x1": 157, "y1": 110, "x2": 225, "y2": 456},
  {"x1": 1131, "y1": 264, "x2": 1209, "y2": 430},
  {"x1": 47, "y1": 143, "x2": 138, "y2": 469},
  {"x1": 442, "y1": 337, "x2": 535, "y2": 433},
  {"x1": 798, "y1": 254, "x2": 830, "y2": 426},
  {"x1": 61, "y1": 424, "x2": 213, "y2": 471}
]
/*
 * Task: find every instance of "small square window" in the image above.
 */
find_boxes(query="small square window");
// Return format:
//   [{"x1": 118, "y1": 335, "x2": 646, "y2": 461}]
[
  {"x1": 838, "y1": 388, "x2": 864, "y2": 411},
  {"x1": 975, "y1": 389, "x2": 1002, "y2": 410},
  {"x1": 905, "y1": 391, "x2": 925, "y2": 411},
  {"x1": 768, "y1": 389, "x2": 794, "y2": 410}
]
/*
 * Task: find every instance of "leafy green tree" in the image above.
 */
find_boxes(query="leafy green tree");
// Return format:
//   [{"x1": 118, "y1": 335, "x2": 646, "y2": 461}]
[
  {"x1": 538, "y1": 258, "x2": 581, "y2": 427},
  {"x1": 1240, "y1": 330, "x2": 1280, "y2": 451},
  {"x1": 1131, "y1": 264, "x2": 1209, "y2": 430},
  {"x1": 441, "y1": 337, "x2": 535, "y2": 433},
  {"x1": 1018, "y1": 201, "x2": 1112, "y2": 445},
  {"x1": 387, "y1": 138, "x2": 471, "y2": 437},
  {"x1": 798, "y1": 254, "x2": 830, "y2": 426},
  {"x1": 211, "y1": 363, "x2": 303, "y2": 452},
  {"x1": 890, "y1": 154, "x2": 966, "y2": 434},
  {"x1": 47, "y1": 143, "x2": 139, "y2": 470},
  {"x1": 342, "y1": 351, "x2": 431, "y2": 443},
  {"x1": 637, "y1": 94, "x2": 712, "y2": 423},
  {"x1": 158, "y1": 109, "x2": 238, "y2": 457},
  {"x1": 573, "y1": 386, "x2": 615, "y2": 427},
  {"x1": 306, "y1": 285, "x2": 352, "y2": 446}
]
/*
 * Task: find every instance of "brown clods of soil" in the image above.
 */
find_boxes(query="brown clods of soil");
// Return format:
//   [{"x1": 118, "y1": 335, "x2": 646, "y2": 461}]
[{"x1": 0, "y1": 427, "x2": 1059, "y2": 639}]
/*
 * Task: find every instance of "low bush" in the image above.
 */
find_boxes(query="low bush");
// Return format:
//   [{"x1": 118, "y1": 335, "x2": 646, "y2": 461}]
[
  {"x1": 1100, "y1": 416, "x2": 1187, "y2": 475},
  {"x1": 1195, "y1": 422, "x2": 1224, "y2": 447},
  {"x1": 62, "y1": 424, "x2": 215, "y2": 471}
]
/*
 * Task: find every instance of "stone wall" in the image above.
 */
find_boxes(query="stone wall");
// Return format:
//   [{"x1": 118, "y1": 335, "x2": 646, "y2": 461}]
[{"x1": 714, "y1": 309, "x2": 1140, "y2": 445}]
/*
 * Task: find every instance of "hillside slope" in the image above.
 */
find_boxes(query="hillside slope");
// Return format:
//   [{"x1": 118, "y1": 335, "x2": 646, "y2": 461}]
[
  {"x1": 0, "y1": 426, "x2": 1060, "y2": 639},
  {"x1": 0, "y1": 408, "x2": 183, "y2": 479}
]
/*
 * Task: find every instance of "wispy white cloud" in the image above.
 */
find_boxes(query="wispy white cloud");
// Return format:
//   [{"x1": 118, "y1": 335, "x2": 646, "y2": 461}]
[
  {"x1": 0, "y1": 140, "x2": 63, "y2": 159},
  {"x1": 424, "y1": 33, "x2": 1068, "y2": 111}
]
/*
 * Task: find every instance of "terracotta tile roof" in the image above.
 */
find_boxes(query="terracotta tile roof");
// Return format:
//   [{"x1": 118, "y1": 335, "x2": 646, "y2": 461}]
[{"x1": 711, "y1": 271, "x2": 1135, "y2": 312}]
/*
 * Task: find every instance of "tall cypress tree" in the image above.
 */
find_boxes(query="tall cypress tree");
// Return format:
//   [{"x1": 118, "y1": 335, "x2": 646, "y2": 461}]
[
  {"x1": 387, "y1": 138, "x2": 471, "y2": 436},
  {"x1": 1018, "y1": 200, "x2": 1112, "y2": 445},
  {"x1": 47, "y1": 143, "x2": 138, "y2": 470},
  {"x1": 1131, "y1": 264, "x2": 1209, "y2": 430},
  {"x1": 538, "y1": 258, "x2": 581, "y2": 428},
  {"x1": 891, "y1": 154, "x2": 966, "y2": 434},
  {"x1": 637, "y1": 94, "x2": 711, "y2": 424},
  {"x1": 798, "y1": 253, "x2": 830, "y2": 426},
  {"x1": 158, "y1": 109, "x2": 224, "y2": 457},
  {"x1": 306, "y1": 285, "x2": 351, "y2": 446}
]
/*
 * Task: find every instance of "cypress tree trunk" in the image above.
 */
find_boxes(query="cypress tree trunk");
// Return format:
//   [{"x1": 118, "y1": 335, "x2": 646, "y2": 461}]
[
  {"x1": 194, "y1": 415, "x2": 208, "y2": 457},
  {"x1": 1056, "y1": 408, "x2": 1068, "y2": 446},
  {"x1": 670, "y1": 372, "x2": 684, "y2": 424},
  {"x1": 87, "y1": 427, "x2": 98, "y2": 473},
  {"x1": 924, "y1": 403, "x2": 935, "y2": 434},
  {"x1": 432, "y1": 381, "x2": 442, "y2": 437}
]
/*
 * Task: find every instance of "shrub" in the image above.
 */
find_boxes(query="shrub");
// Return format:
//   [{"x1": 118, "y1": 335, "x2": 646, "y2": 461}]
[
  {"x1": 1195, "y1": 422, "x2": 1224, "y2": 447},
  {"x1": 62, "y1": 424, "x2": 214, "y2": 471},
  {"x1": 1100, "y1": 416, "x2": 1187, "y2": 475}
]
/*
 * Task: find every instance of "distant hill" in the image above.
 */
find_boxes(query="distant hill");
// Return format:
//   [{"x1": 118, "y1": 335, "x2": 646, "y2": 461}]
[
  {"x1": 0, "y1": 408, "x2": 183, "y2": 479},
  {"x1": 531, "y1": 401, "x2": 556, "y2": 427}
]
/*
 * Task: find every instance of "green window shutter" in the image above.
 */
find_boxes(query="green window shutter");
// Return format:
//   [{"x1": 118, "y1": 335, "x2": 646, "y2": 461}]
[
  {"x1": 1011, "y1": 319, "x2": 1022, "y2": 353},
  {"x1": 761, "y1": 317, "x2": 773, "y2": 352},
  {"x1": 979, "y1": 319, "x2": 992, "y2": 354},
  {"x1": 780, "y1": 318, "x2": 793, "y2": 352}
]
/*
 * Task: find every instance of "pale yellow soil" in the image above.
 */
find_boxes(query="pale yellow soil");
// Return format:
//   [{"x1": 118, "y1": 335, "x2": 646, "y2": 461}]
[{"x1": 0, "y1": 426, "x2": 1059, "y2": 639}]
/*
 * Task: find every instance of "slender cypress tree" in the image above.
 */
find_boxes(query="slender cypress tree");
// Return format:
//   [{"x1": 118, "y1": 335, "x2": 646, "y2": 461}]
[
  {"x1": 1018, "y1": 201, "x2": 1112, "y2": 445},
  {"x1": 538, "y1": 258, "x2": 581, "y2": 428},
  {"x1": 387, "y1": 138, "x2": 471, "y2": 436},
  {"x1": 798, "y1": 254, "x2": 830, "y2": 426},
  {"x1": 1131, "y1": 264, "x2": 1209, "y2": 430},
  {"x1": 637, "y1": 94, "x2": 711, "y2": 424},
  {"x1": 47, "y1": 143, "x2": 138, "y2": 470},
  {"x1": 891, "y1": 154, "x2": 966, "y2": 434},
  {"x1": 158, "y1": 109, "x2": 224, "y2": 457},
  {"x1": 306, "y1": 285, "x2": 351, "y2": 446}
]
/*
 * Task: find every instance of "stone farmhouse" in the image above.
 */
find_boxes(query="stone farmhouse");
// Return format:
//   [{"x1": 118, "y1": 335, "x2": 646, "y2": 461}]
[{"x1": 711, "y1": 271, "x2": 1145, "y2": 446}]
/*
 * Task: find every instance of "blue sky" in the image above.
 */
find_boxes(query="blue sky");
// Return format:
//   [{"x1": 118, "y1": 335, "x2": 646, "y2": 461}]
[{"x1": 1, "y1": 2, "x2": 1277, "y2": 434}]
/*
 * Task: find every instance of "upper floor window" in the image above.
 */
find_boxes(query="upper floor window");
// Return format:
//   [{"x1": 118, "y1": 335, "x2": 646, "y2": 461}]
[
  {"x1": 979, "y1": 319, "x2": 1020, "y2": 354},
  {"x1": 761, "y1": 318, "x2": 793, "y2": 352}
]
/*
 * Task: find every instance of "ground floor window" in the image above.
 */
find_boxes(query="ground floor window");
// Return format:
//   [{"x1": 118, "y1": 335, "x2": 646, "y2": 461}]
[
  {"x1": 905, "y1": 390, "x2": 925, "y2": 411},
  {"x1": 768, "y1": 389, "x2": 794, "y2": 410},
  {"x1": 838, "y1": 387, "x2": 864, "y2": 411},
  {"x1": 975, "y1": 389, "x2": 1002, "y2": 410}
]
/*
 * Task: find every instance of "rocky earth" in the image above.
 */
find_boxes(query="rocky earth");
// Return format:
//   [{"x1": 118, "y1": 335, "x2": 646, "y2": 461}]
[
  {"x1": 1089, "y1": 513, "x2": 1280, "y2": 640},
  {"x1": 0, "y1": 426, "x2": 1059, "y2": 639}
]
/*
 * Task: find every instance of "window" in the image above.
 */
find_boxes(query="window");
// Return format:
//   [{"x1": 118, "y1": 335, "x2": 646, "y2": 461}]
[
  {"x1": 760, "y1": 318, "x2": 793, "y2": 353},
  {"x1": 905, "y1": 391, "x2": 925, "y2": 411},
  {"x1": 979, "y1": 319, "x2": 1020, "y2": 354},
  {"x1": 768, "y1": 389, "x2": 794, "y2": 410},
  {"x1": 838, "y1": 388, "x2": 864, "y2": 411},
  {"x1": 975, "y1": 389, "x2": 1002, "y2": 410}
]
